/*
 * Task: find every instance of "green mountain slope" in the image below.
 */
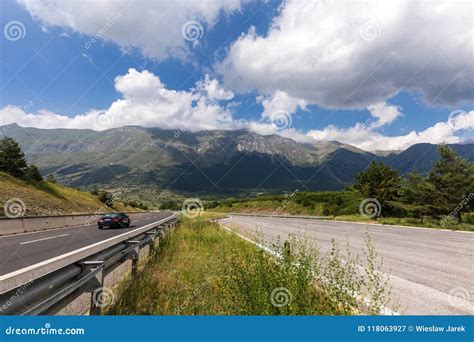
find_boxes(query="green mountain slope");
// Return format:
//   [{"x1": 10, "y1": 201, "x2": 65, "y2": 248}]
[
  {"x1": 2, "y1": 124, "x2": 473, "y2": 197},
  {"x1": 0, "y1": 172, "x2": 132, "y2": 216}
]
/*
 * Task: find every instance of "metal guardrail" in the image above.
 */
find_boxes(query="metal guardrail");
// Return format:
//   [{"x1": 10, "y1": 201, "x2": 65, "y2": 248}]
[{"x1": 0, "y1": 213, "x2": 178, "y2": 315}]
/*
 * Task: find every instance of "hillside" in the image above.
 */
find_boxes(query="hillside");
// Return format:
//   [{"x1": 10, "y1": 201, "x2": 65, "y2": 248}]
[
  {"x1": 382, "y1": 143, "x2": 474, "y2": 174},
  {"x1": 0, "y1": 172, "x2": 133, "y2": 216},
  {"x1": 2, "y1": 124, "x2": 473, "y2": 197}
]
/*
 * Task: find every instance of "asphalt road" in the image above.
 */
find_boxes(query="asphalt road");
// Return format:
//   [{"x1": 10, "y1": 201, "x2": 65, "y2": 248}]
[
  {"x1": 221, "y1": 215, "x2": 474, "y2": 315},
  {"x1": 0, "y1": 211, "x2": 173, "y2": 276}
]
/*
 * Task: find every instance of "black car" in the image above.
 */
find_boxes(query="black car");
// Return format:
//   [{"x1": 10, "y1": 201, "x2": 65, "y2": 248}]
[{"x1": 98, "y1": 213, "x2": 130, "y2": 229}]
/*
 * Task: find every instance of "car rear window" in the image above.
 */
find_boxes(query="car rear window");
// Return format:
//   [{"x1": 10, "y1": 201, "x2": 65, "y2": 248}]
[{"x1": 103, "y1": 213, "x2": 119, "y2": 218}]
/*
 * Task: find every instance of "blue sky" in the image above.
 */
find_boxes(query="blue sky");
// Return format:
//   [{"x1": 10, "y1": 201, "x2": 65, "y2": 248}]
[{"x1": 0, "y1": 0, "x2": 473, "y2": 151}]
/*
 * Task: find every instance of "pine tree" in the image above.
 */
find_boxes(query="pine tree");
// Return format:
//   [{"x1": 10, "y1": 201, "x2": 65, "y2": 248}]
[
  {"x1": 427, "y1": 145, "x2": 474, "y2": 223},
  {"x1": 354, "y1": 161, "x2": 401, "y2": 215},
  {"x1": 26, "y1": 165, "x2": 44, "y2": 182},
  {"x1": 0, "y1": 137, "x2": 28, "y2": 178},
  {"x1": 396, "y1": 169, "x2": 435, "y2": 222}
]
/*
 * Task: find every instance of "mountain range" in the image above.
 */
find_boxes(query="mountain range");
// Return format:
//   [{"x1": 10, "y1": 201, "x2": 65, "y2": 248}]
[{"x1": 2, "y1": 124, "x2": 473, "y2": 197}]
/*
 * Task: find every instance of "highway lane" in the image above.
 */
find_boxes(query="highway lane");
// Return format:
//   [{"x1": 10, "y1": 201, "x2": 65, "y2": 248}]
[
  {"x1": 0, "y1": 211, "x2": 173, "y2": 276},
  {"x1": 220, "y1": 215, "x2": 474, "y2": 315}
]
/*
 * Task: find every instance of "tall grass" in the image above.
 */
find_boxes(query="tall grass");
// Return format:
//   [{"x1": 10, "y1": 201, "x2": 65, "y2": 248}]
[
  {"x1": 222, "y1": 230, "x2": 393, "y2": 315},
  {"x1": 108, "y1": 217, "x2": 394, "y2": 315}
]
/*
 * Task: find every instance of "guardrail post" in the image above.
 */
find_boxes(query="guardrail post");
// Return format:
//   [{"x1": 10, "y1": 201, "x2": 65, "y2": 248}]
[
  {"x1": 146, "y1": 230, "x2": 157, "y2": 256},
  {"x1": 80, "y1": 261, "x2": 105, "y2": 316},
  {"x1": 90, "y1": 287, "x2": 103, "y2": 315},
  {"x1": 126, "y1": 241, "x2": 140, "y2": 276}
]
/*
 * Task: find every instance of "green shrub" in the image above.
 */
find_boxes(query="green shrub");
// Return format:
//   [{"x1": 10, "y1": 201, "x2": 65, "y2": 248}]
[
  {"x1": 26, "y1": 165, "x2": 43, "y2": 183},
  {"x1": 98, "y1": 191, "x2": 114, "y2": 207},
  {"x1": 159, "y1": 200, "x2": 180, "y2": 210}
]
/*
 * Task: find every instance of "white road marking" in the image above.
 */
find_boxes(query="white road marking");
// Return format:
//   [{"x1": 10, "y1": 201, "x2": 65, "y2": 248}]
[
  {"x1": 19, "y1": 234, "x2": 69, "y2": 245},
  {"x1": 0, "y1": 214, "x2": 175, "y2": 295}
]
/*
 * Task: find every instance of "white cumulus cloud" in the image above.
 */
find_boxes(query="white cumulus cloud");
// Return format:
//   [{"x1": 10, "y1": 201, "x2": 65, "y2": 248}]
[
  {"x1": 0, "y1": 69, "x2": 236, "y2": 131},
  {"x1": 217, "y1": 0, "x2": 473, "y2": 109},
  {"x1": 4, "y1": 0, "x2": 474, "y2": 152},
  {"x1": 367, "y1": 102, "x2": 403, "y2": 128},
  {"x1": 18, "y1": 0, "x2": 243, "y2": 60},
  {"x1": 257, "y1": 90, "x2": 307, "y2": 121},
  {"x1": 196, "y1": 75, "x2": 235, "y2": 101},
  {"x1": 308, "y1": 110, "x2": 474, "y2": 151}
]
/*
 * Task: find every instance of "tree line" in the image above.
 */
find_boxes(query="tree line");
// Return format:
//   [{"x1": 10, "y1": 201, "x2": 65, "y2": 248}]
[{"x1": 353, "y1": 145, "x2": 474, "y2": 223}]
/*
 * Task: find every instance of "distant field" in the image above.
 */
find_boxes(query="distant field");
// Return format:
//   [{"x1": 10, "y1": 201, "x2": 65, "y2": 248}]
[
  {"x1": 209, "y1": 191, "x2": 361, "y2": 216},
  {"x1": 212, "y1": 198, "x2": 325, "y2": 216},
  {"x1": 0, "y1": 172, "x2": 135, "y2": 216}
]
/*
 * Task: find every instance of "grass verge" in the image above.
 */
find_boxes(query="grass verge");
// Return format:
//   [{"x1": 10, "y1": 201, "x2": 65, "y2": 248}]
[{"x1": 107, "y1": 217, "x2": 393, "y2": 315}]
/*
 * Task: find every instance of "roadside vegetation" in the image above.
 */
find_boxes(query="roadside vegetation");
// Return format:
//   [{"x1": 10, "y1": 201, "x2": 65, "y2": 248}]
[
  {"x1": 0, "y1": 171, "x2": 135, "y2": 216},
  {"x1": 0, "y1": 137, "x2": 140, "y2": 216},
  {"x1": 108, "y1": 217, "x2": 393, "y2": 315},
  {"x1": 208, "y1": 146, "x2": 474, "y2": 231}
]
